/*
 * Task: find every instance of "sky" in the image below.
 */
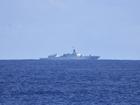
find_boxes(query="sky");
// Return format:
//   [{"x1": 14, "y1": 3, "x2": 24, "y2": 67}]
[{"x1": 0, "y1": 0, "x2": 140, "y2": 60}]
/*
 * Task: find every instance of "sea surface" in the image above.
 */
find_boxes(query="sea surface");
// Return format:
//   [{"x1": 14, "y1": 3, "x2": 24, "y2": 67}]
[{"x1": 0, "y1": 60, "x2": 140, "y2": 105}]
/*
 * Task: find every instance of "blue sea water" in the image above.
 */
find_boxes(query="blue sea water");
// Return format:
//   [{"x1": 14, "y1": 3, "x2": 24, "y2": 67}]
[{"x1": 0, "y1": 60, "x2": 140, "y2": 105}]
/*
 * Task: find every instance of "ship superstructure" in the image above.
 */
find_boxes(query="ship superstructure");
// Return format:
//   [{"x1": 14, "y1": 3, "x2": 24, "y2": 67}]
[{"x1": 40, "y1": 49, "x2": 100, "y2": 60}]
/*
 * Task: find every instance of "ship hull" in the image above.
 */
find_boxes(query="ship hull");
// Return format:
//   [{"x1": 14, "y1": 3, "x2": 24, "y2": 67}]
[{"x1": 40, "y1": 56, "x2": 100, "y2": 60}]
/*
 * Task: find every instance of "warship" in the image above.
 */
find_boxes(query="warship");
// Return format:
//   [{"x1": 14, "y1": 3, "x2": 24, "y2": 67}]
[{"x1": 40, "y1": 49, "x2": 100, "y2": 60}]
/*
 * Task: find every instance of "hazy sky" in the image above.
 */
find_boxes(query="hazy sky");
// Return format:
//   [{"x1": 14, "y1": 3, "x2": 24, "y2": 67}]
[{"x1": 0, "y1": 0, "x2": 140, "y2": 59}]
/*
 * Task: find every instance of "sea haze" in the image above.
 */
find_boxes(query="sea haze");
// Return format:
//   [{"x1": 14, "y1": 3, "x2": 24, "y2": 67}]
[{"x1": 0, "y1": 60, "x2": 140, "y2": 105}]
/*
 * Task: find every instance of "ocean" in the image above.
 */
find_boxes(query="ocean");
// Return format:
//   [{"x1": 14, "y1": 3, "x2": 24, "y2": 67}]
[{"x1": 0, "y1": 60, "x2": 140, "y2": 105}]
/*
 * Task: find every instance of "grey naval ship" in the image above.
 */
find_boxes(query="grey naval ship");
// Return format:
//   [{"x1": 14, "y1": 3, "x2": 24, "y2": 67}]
[{"x1": 40, "y1": 49, "x2": 100, "y2": 60}]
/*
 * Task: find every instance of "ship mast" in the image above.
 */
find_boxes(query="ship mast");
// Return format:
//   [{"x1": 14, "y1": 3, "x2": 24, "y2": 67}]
[{"x1": 72, "y1": 49, "x2": 77, "y2": 55}]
